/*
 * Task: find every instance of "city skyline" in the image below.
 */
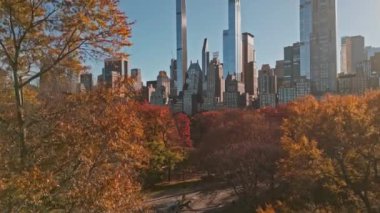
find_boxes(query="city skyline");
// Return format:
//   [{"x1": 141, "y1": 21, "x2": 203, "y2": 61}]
[{"x1": 88, "y1": 0, "x2": 380, "y2": 83}]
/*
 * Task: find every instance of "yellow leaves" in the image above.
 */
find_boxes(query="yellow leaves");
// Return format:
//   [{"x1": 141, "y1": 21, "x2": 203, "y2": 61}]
[{"x1": 280, "y1": 92, "x2": 380, "y2": 210}]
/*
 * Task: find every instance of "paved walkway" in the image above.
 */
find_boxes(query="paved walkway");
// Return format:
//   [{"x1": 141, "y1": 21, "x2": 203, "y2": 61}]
[{"x1": 145, "y1": 182, "x2": 237, "y2": 212}]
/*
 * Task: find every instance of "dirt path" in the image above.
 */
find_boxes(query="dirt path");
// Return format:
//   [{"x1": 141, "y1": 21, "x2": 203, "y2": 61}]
[{"x1": 145, "y1": 181, "x2": 237, "y2": 212}]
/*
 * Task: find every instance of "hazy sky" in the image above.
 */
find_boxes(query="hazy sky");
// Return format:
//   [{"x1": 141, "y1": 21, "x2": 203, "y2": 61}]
[{"x1": 88, "y1": 0, "x2": 380, "y2": 83}]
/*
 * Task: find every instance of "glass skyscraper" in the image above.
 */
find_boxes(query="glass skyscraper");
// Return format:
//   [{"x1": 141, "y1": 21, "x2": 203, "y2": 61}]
[
  {"x1": 223, "y1": 0, "x2": 242, "y2": 81},
  {"x1": 300, "y1": 0, "x2": 337, "y2": 93},
  {"x1": 176, "y1": 0, "x2": 187, "y2": 95}
]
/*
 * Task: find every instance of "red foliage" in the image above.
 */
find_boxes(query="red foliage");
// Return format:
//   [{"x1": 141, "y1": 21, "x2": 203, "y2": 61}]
[{"x1": 174, "y1": 113, "x2": 192, "y2": 147}]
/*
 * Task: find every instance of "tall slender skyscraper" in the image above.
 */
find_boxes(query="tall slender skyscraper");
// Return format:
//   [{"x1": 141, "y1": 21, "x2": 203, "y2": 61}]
[
  {"x1": 223, "y1": 0, "x2": 242, "y2": 81},
  {"x1": 176, "y1": 0, "x2": 187, "y2": 95},
  {"x1": 202, "y1": 38, "x2": 210, "y2": 77},
  {"x1": 300, "y1": 0, "x2": 337, "y2": 93}
]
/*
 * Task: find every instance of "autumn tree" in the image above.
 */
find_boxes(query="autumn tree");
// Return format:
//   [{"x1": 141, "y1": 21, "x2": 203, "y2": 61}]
[
  {"x1": 280, "y1": 94, "x2": 380, "y2": 212},
  {"x1": 191, "y1": 110, "x2": 283, "y2": 209},
  {"x1": 137, "y1": 104, "x2": 190, "y2": 184},
  {"x1": 0, "y1": 86, "x2": 148, "y2": 211},
  {"x1": 0, "y1": 0, "x2": 132, "y2": 166}
]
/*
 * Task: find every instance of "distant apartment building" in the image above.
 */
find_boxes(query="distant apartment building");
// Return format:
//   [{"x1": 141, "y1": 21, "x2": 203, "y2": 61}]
[
  {"x1": 150, "y1": 71, "x2": 170, "y2": 106},
  {"x1": 337, "y1": 58, "x2": 376, "y2": 95},
  {"x1": 337, "y1": 73, "x2": 368, "y2": 95},
  {"x1": 202, "y1": 56, "x2": 225, "y2": 111},
  {"x1": 371, "y1": 52, "x2": 380, "y2": 74},
  {"x1": 341, "y1": 36, "x2": 366, "y2": 74},
  {"x1": 80, "y1": 72, "x2": 93, "y2": 92},
  {"x1": 130, "y1": 68, "x2": 143, "y2": 91},
  {"x1": 366, "y1": 46, "x2": 380, "y2": 59},
  {"x1": 258, "y1": 64, "x2": 277, "y2": 108},
  {"x1": 275, "y1": 60, "x2": 285, "y2": 79},
  {"x1": 223, "y1": 73, "x2": 247, "y2": 109},
  {"x1": 145, "y1": 80, "x2": 157, "y2": 103},
  {"x1": 102, "y1": 57, "x2": 128, "y2": 88},
  {"x1": 39, "y1": 67, "x2": 79, "y2": 97},
  {"x1": 278, "y1": 77, "x2": 295, "y2": 105},
  {"x1": 278, "y1": 76, "x2": 311, "y2": 105},
  {"x1": 183, "y1": 62, "x2": 203, "y2": 115},
  {"x1": 284, "y1": 42, "x2": 301, "y2": 79}
]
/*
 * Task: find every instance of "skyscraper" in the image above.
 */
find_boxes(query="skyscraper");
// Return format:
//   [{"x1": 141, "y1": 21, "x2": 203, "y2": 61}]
[
  {"x1": 300, "y1": 0, "x2": 337, "y2": 93},
  {"x1": 176, "y1": 0, "x2": 187, "y2": 95},
  {"x1": 341, "y1": 36, "x2": 366, "y2": 74},
  {"x1": 242, "y1": 32, "x2": 257, "y2": 96},
  {"x1": 223, "y1": 0, "x2": 242, "y2": 80}
]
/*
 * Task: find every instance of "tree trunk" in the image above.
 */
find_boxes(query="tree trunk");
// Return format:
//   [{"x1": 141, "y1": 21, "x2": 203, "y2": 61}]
[
  {"x1": 12, "y1": 71, "x2": 26, "y2": 167},
  {"x1": 360, "y1": 192, "x2": 372, "y2": 213},
  {"x1": 167, "y1": 159, "x2": 172, "y2": 182}
]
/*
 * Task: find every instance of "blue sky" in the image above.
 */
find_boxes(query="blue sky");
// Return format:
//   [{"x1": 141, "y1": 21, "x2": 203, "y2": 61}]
[{"x1": 88, "y1": 0, "x2": 380, "y2": 83}]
